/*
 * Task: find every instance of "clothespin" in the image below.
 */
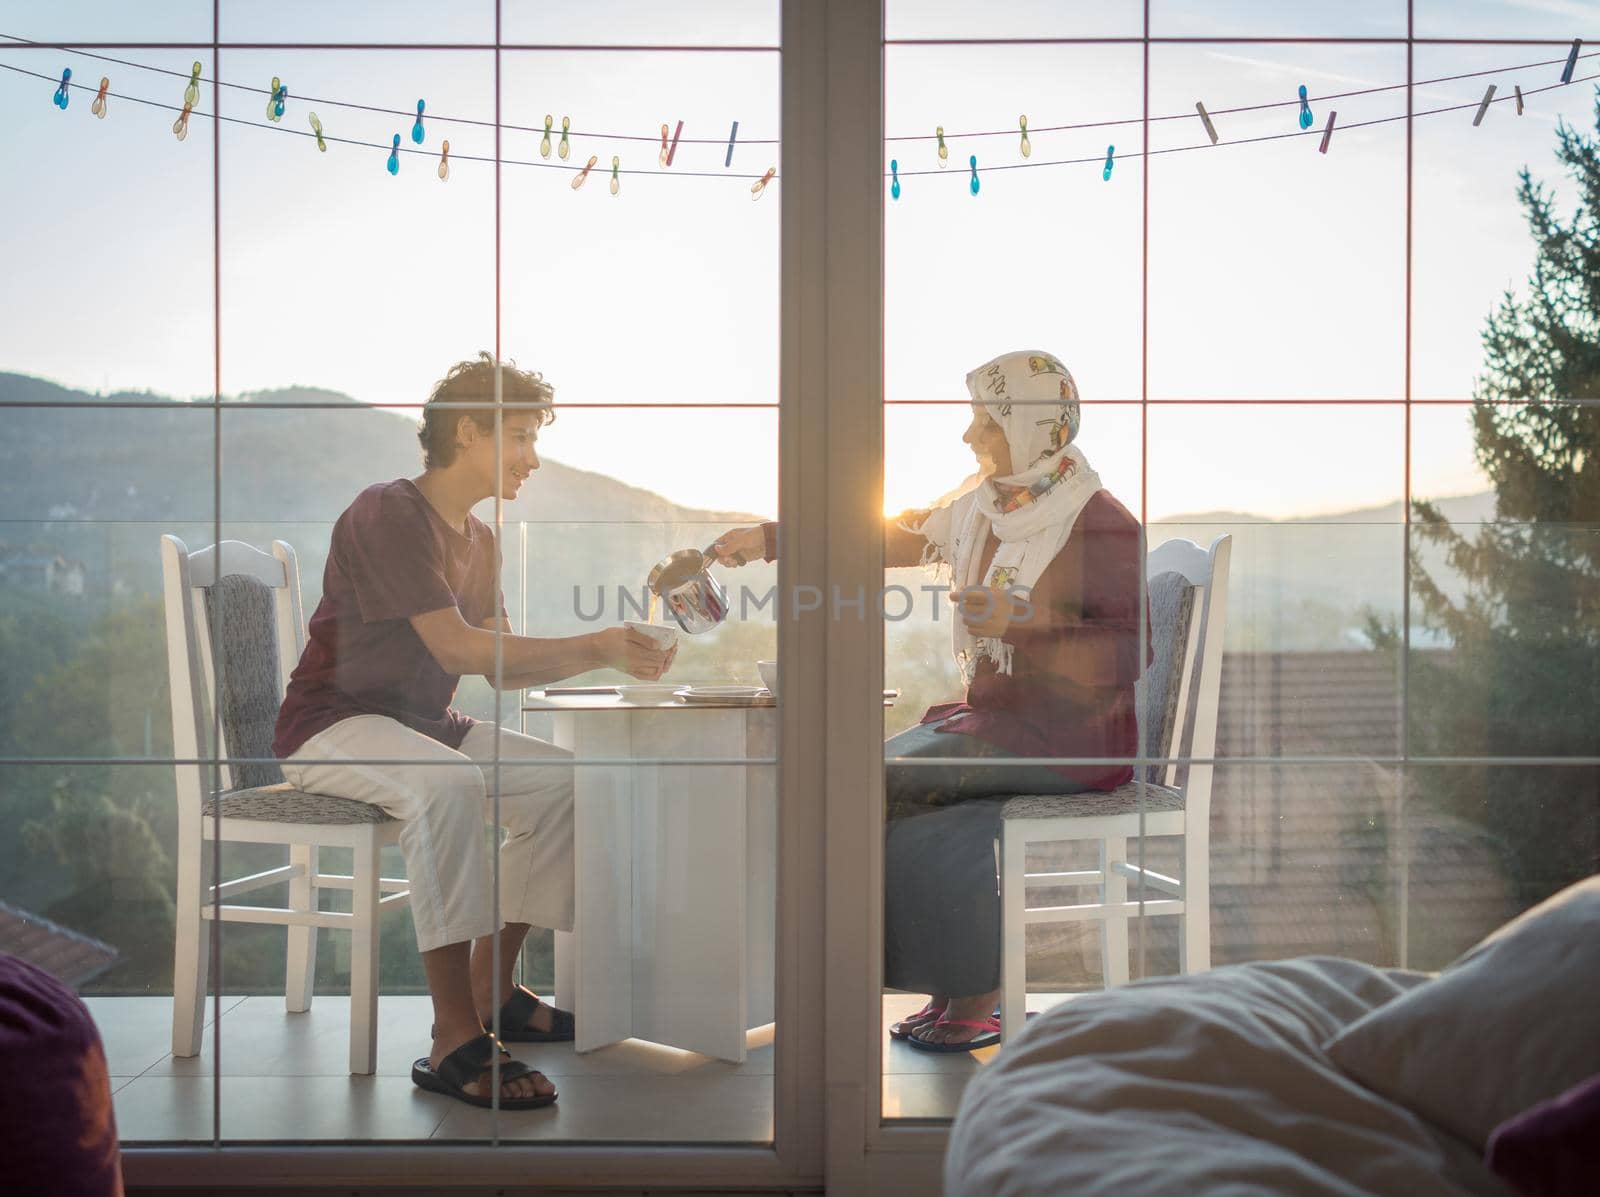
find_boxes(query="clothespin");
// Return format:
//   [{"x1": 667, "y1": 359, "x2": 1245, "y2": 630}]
[
  {"x1": 387, "y1": 133, "x2": 400, "y2": 175},
  {"x1": 659, "y1": 122, "x2": 670, "y2": 166},
  {"x1": 184, "y1": 61, "x2": 201, "y2": 108},
  {"x1": 309, "y1": 111, "x2": 327, "y2": 152},
  {"x1": 1298, "y1": 84, "x2": 1313, "y2": 130},
  {"x1": 172, "y1": 102, "x2": 193, "y2": 141},
  {"x1": 1514, "y1": 85, "x2": 1525, "y2": 114},
  {"x1": 53, "y1": 67, "x2": 70, "y2": 110},
  {"x1": 438, "y1": 139, "x2": 450, "y2": 181},
  {"x1": 1196, "y1": 101, "x2": 1219, "y2": 144},
  {"x1": 91, "y1": 76, "x2": 109, "y2": 119},
  {"x1": 936, "y1": 125, "x2": 948, "y2": 168},
  {"x1": 665, "y1": 119, "x2": 683, "y2": 167},
  {"x1": 890, "y1": 159, "x2": 901, "y2": 201},
  {"x1": 969, "y1": 154, "x2": 980, "y2": 196},
  {"x1": 1102, "y1": 145, "x2": 1115, "y2": 181},
  {"x1": 541, "y1": 114, "x2": 554, "y2": 159},
  {"x1": 725, "y1": 120, "x2": 739, "y2": 167},
  {"x1": 1018, "y1": 115, "x2": 1031, "y2": 159},
  {"x1": 1472, "y1": 84, "x2": 1497, "y2": 127},
  {"x1": 571, "y1": 154, "x2": 597, "y2": 190},
  {"x1": 559, "y1": 116, "x2": 571, "y2": 160},
  {"x1": 751, "y1": 166, "x2": 776, "y2": 200},
  {"x1": 412, "y1": 99, "x2": 426, "y2": 145},
  {"x1": 1562, "y1": 39, "x2": 1581, "y2": 84},
  {"x1": 610, "y1": 155, "x2": 620, "y2": 196},
  {"x1": 1318, "y1": 110, "x2": 1338, "y2": 154},
  {"x1": 266, "y1": 77, "x2": 286, "y2": 122}
]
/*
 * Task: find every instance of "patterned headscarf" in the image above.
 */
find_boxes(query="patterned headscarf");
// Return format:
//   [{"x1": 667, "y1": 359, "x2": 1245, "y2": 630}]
[{"x1": 964, "y1": 349, "x2": 1082, "y2": 475}]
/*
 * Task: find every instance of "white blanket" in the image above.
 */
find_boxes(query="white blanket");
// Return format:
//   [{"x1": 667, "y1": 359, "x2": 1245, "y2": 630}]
[{"x1": 945, "y1": 957, "x2": 1511, "y2": 1197}]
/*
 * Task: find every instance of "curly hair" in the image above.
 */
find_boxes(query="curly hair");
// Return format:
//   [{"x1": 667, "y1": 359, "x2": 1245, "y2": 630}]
[{"x1": 417, "y1": 352, "x2": 556, "y2": 470}]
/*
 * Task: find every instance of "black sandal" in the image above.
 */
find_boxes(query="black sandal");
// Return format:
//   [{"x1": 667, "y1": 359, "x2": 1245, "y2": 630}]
[
  {"x1": 496, "y1": 985, "x2": 575, "y2": 1043},
  {"x1": 411, "y1": 1033, "x2": 557, "y2": 1109}
]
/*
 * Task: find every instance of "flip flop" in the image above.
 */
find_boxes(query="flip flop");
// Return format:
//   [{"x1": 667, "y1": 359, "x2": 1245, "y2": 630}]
[
  {"x1": 496, "y1": 985, "x2": 575, "y2": 1043},
  {"x1": 411, "y1": 1032, "x2": 557, "y2": 1109},
  {"x1": 889, "y1": 1001, "x2": 949, "y2": 1041},
  {"x1": 906, "y1": 1013, "x2": 1002, "y2": 1053}
]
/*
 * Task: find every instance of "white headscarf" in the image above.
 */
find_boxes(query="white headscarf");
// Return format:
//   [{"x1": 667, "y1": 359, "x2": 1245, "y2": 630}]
[{"x1": 906, "y1": 350, "x2": 1102, "y2": 681}]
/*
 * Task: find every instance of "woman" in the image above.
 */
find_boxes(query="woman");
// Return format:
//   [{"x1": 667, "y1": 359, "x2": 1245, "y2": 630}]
[{"x1": 712, "y1": 349, "x2": 1146, "y2": 1050}]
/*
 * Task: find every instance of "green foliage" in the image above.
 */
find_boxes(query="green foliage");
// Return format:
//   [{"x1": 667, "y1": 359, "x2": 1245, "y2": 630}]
[{"x1": 1405, "y1": 98, "x2": 1600, "y2": 906}]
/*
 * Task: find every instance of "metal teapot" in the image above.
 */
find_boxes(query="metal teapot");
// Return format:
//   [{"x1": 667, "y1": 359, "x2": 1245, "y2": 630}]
[{"x1": 646, "y1": 544, "x2": 730, "y2": 634}]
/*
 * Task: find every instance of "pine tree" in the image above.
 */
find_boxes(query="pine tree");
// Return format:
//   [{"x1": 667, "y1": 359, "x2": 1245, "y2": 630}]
[{"x1": 1405, "y1": 99, "x2": 1600, "y2": 906}]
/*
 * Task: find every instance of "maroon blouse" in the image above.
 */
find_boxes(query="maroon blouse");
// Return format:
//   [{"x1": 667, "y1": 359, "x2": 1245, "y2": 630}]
[
  {"x1": 273, "y1": 478, "x2": 502, "y2": 758},
  {"x1": 763, "y1": 489, "x2": 1148, "y2": 791}
]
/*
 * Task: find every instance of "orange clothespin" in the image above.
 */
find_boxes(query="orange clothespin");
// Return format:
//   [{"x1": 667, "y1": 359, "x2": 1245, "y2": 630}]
[
  {"x1": 91, "y1": 76, "x2": 109, "y2": 119},
  {"x1": 659, "y1": 122, "x2": 670, "y2": 166},
  {"x1": 438, "y1": 139, "x2": 450, "y2": 181},
  {"x1": 751, "y1": 166, "x2": 776, "y2": 200},
  {"x1": 571, "y1": 154, "x2": 598, "y2": 190},
  {"x1": 172, "y1": 102, "x2": 193, "y2": 141}
]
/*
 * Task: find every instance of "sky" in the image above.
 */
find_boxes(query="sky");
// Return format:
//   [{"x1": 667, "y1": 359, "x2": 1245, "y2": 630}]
[{"x1": 3, "y1": 0, "x2": 1600, "y2": 521}]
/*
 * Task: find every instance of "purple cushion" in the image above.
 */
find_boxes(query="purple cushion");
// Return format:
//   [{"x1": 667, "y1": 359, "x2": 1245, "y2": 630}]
[
  {"x1": 0, "y1": 953, "x2": 123, "y2": 1196},
  {"x1": 1487, "y1": 1073, "x2": 1600, "y2": 1197}
]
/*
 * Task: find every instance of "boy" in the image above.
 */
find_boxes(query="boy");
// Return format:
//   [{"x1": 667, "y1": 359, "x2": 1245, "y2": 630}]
[{"x1": 274, "y1": 353, "x2": 674, "y2": 1108}]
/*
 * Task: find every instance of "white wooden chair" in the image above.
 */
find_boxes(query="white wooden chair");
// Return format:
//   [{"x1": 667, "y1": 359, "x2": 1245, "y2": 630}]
[
  {"x1": 160, "y1": 535, "x2": 409, "y2": 1074},
  {"x1": 999, "y1": 535, "x2": 1231, "y2": 1044}
]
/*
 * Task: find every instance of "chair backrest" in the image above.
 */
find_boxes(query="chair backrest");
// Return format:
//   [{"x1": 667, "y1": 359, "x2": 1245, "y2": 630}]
[
  {"x1": 1137, "y1": 535, "x2": 1232, "y2": 790},
  {"x1": 160, "y1": 535, "x2": 306, "y2": 818}
]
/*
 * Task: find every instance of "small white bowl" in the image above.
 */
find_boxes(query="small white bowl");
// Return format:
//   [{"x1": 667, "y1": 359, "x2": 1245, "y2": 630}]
[
  {"x1": 757, "y1": 660, "x2": 778, "y2": 693},
  {"x1": 624, "y1": 620, "x2": 679, "y2": 650}
]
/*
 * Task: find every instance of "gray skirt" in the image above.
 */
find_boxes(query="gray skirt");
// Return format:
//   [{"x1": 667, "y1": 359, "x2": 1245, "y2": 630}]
[{"x1": 883, "y1": 718, "x2": 1089, "y2": 997}]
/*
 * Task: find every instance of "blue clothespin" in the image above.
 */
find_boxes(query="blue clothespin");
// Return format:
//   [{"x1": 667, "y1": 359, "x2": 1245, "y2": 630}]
[
  {"x1": 890, "y1": 159, "x2": 901, "y2": 200},
  {"x1": 1298, "y1": 85, "x2": 1313, "y2": 130},
  {"x1": 725, "y1": 120, "x2": 739, "y2": 168},
  {"x1": 266, "y1": 77, "x2": 286, "y2": 122},
  {"x1": 1562, "y1": 39, "x2": 1582, "y2": 84},
  {"x1": 969, "y1": 155, "x2": 980, "y2": 196},
  {"x1": 53, "y1": 67, "x2": 71, "y2": 109},
  {"x1": 412, "y1": 99, "x2": 426, "y2": 145},
  {"x1": 1102, "y1": 145, "x2": 1115, "y2": 181},
  {"x1": 387, "y1": 133, "x2": 400, "y2": 175}
]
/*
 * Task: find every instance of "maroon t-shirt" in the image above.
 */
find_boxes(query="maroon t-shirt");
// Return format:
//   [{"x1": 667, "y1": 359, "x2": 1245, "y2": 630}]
[{"x1": 273, "y1": 478, "x2": 502, "y2": 758}]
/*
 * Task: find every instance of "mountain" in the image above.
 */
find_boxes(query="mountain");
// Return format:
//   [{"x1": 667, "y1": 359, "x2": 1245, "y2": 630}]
[{"x1": 1, "y1": 370, "x2": 1493, "y2": 650}]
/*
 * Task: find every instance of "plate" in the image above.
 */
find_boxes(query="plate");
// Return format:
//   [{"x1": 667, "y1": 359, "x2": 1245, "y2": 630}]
[
  {"x1": 678, "y1": 684, "x2": 765, "y2": 699},
  {"x1": 617, "y1": 684, "x2": 684, "y2": 703}
]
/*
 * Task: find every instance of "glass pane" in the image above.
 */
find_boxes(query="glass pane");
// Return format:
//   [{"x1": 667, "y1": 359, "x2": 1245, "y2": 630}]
[
  {"x1": 1400, "y1": 764, "x2": 1599, "y2": 970},
  {"x1": 1415, "y1": 5, "x2": 1600, "y2": 41},
  {"x1": 1148, "y1": 44, "x2": 1407, "y2": 399},
  {"x1": 0, "y1": 2, "x2": 211, "y2": 41},
  {"x1": 502, "y1": 0, "x2": 778, "y2": 46},
  {"x1": 0, "y1": 44, "x2": 214, "y2": 398},
  {"x1": 1414, "y1": 44, "x2": 1600, "y2": 403},
  {"x1": 500, "y1": 50, "x2": 780, "y2": 411},
  {"x1": 1150, "y1": 0, "x2": 1406, "y2": 38},
  {"x1": 887, "y1": 0, "x2": 1142, "y2": 40},
  {"x1": 220, "y1": 0, "x2": 494, "y2": 44}
]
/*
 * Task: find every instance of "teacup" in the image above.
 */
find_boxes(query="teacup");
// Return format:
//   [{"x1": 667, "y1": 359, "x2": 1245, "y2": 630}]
[
  {"x1": 625, "y1": 620, "x2": 679, "y2": 651},
  {"x1": 757, "y1": 659, "x2": 778, "y2": 692}
]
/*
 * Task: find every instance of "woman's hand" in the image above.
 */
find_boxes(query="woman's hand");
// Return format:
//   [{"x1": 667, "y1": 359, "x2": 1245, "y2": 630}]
[
  {"x1": 596, "y1": 626, "x2": 677, "y2": 680},
  {"x1": 950, "y1": 586, "x2": 1021, "y2": 638},
  {"x1": 707, "y1": 526, "x2": 766, "y2": 567}
]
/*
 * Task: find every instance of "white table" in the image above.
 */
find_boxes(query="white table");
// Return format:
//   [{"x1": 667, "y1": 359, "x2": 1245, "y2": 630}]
[{"x1": 524, "y1": 690, "x2": 777, "y2": 1063}]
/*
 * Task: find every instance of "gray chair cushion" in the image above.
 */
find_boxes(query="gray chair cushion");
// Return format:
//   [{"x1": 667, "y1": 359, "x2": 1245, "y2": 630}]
[
  {"x1": 203, "y1": 574, "x2": 286, "y2": 790},
  {"x1": 1136, "y1": 571, "x2": 1196, "y2": 782},
  {"x1": 1002, "y1": 782, "x2": 1184, "y2": 820},
  {"x1": 203, "y1": 783, "x2": 395, "y2": 825}
]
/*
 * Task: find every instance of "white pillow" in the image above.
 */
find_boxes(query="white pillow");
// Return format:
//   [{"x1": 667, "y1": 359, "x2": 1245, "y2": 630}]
[{"x1": 1323, "y1": 875, "x2": 1600, "y2": 1149}]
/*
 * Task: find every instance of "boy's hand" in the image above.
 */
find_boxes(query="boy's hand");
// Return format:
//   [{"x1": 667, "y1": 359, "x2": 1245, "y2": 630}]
[
  {"x1": 707, "y1": 526, "x2": 765, "y2": 567},
  {"x1": 950, "y1": 587, "x2": 1020, "y2": 638},
  {"x1": 598, "y1": 626, "x2": 675, "y2": 680}
]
